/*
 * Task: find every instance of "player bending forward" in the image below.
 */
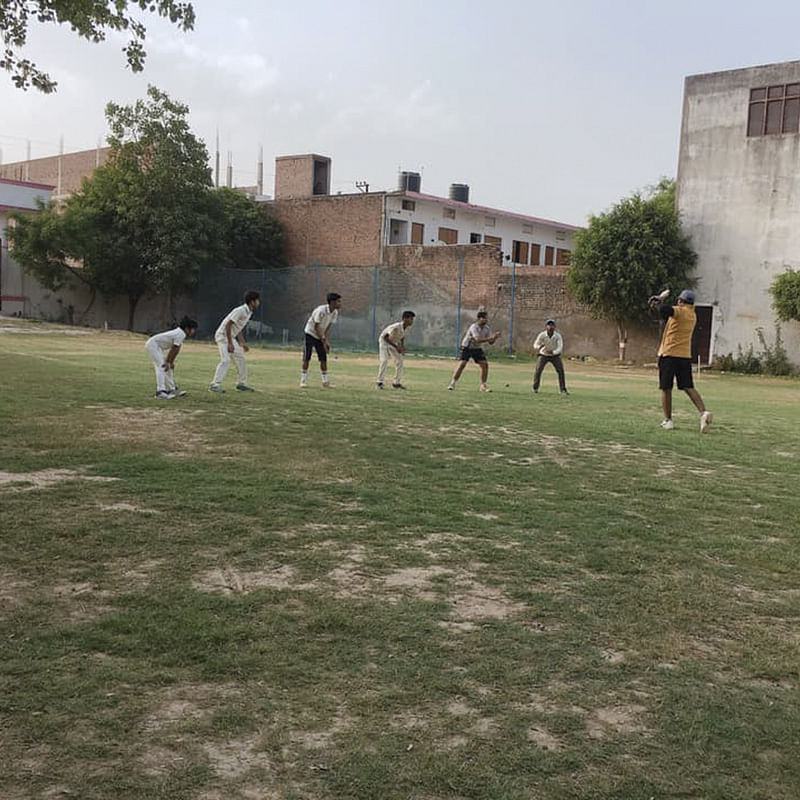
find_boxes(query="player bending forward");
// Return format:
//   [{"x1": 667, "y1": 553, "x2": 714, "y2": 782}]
[
  {"x1": 377, "y1": 311, "x2": 415, "y2": 389},
  {"x1": 145, "y1": 316, "x2": 197, "y2": 399},
  {"x1": 649, "y1": 288, "x2": 712, "y2": 433},
  {"x1": 448, "y1": 310, "x2": 501, "y2": 392},
  {"x1": 301, "y1": 293, "x2": 342, "y2": 388}
]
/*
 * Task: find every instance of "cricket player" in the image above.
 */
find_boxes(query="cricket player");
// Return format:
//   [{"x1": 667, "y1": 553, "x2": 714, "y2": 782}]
[
  {"x1": 377, "y1": 310, "x2": 415, "y2": 389},
  {"x1": 209, "y1": 290, "x2": 260, "y2": 393}
]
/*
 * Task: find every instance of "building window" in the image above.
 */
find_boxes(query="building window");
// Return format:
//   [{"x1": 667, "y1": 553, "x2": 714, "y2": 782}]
[
  {"x1": 401, "y1": 199, "x2": 416, "y2": 211},
  {"x1": 555, "y1": 229, "x2": 566, "y2": 242},
  {"x1": 443, "y1": 207, "x2": 456, "y2": 219},
  {"x1": 484, "y1": 234, "x2": 501, "y2": 247},
  {"x1": 512, "y1": 240, "x2": 529, "y2": 264},
  {"x1": 556, "y1": 248, "x2": 571, "y2": 266},
  {"x1": 469, "y1": 232, "x2": 481, "y2": 243},
  {"x1": 545, "y1": 245, "x2": 555, "y2": 266},
  {"x1": 530, "y1": 243, "x2": 541, "y2": 265},
  {"x1": 748, "y1": 83, "x2": 800, "y2": 136},
  {"x1": 484, "y1": 215, "x2": 496, "y2": 227},
  {"x1": 438, "y1": 226, "x2": 458, "y2": 244},
  {"x1": 521, "y1": 222, "x2": 533, "y2": 234}
]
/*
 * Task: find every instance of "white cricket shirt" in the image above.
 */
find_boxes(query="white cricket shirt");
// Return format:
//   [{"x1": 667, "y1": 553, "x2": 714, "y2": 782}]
[
  {"x1": 146, "y1": 327, "x2": 187, "y2": 352},
  {"x1": 214, "y1": 304, "x2": 253, "y2": 342},
  {"x1": 304, "y1": 304, "x2": 339, "y2": 339}
]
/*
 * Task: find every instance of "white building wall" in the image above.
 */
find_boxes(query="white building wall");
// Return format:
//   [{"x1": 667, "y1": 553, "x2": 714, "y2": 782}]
[
  {"x1": 677, "y1": 61, "x2": 800, "y2": 365},
  {"x1": 384, "y1": 193, "x2": 577, "y2": 265}
]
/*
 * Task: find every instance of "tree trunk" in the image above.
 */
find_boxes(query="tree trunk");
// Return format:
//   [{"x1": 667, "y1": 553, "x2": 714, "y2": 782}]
[{"x1": 127, "y1": 295, "x2": 141, "y2": 331}]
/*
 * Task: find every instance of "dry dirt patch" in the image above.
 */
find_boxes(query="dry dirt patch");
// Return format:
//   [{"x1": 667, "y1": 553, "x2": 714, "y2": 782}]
[
  {"x1": 0, "y1": 468, "x2": 119, "y2": 492},
  {"x1": 192, "y1": 565, "x2": 297, "y2": 594},
  {"x1": 203, "y1": 737, "x2": 272, "y2": 779}
]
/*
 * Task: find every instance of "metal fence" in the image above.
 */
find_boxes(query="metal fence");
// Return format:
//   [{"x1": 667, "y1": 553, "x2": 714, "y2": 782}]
[{"x1": 196, "y1": 262, "x2": 512, "y2": 355}]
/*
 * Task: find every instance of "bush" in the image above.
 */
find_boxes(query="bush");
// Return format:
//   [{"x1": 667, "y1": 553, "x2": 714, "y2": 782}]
[{"x1": 714, "y1": 325, "x2": 794, "y2": 375}]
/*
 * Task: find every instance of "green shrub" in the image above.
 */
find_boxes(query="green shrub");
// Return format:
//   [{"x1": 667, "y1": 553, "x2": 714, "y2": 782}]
[{"x1": 714, "y1": 325, "x2": 794, "y2": 375}]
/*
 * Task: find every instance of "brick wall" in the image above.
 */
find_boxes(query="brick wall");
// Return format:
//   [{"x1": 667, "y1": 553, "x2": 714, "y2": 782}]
[
  {"x1": 265, "y1": 194, "x2": 384, "y2": 266},
  {"x1": 0, "y1": 148, "x2": 110, "y2": 198}
]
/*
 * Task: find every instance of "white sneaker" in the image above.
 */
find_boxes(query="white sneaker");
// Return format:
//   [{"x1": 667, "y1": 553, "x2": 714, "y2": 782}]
[
  {"x1": 448, "y1": 383, "x2": 455, "y2": 391},
  {"x1": 700, "y1": 411, "x2": 713, "y2": 433},
  {"x1": 479, "y1": 384, "x2": 491, "y2": 393},
  {"x1": 660, "y1": 419, "x2": 674, "y2": 430}
]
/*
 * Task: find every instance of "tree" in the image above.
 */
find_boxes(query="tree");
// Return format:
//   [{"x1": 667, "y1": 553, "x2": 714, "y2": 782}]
[
  {"x1": 10, "y1": 86, "x2": 218, "y2": 330},
  {"x1": 0, "y1": 0, "x2": 194, "y2": 93},
  {"x1": 566, "y1": 179, "x2": 697, "y2": 360},
  {"x1": 213, "y1": 187, "x2": 285, "y2": 271},
  {"x1": 769, "y1": 268, "x2": 800, "y2": 322}
]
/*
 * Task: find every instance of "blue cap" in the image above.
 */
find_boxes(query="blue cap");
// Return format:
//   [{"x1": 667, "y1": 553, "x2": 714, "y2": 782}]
[{"x1": 678, "y1": 289, "x2": 695, "y2": 304}]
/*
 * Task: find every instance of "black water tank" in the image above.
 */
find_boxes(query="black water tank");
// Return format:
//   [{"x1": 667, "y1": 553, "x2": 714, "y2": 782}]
[
  {"x1": 398, "y1": 171, "x2": 421, "y2": 192},
  {"x1": 449, "y1": 183, "x2": 470, "y2": 203}
]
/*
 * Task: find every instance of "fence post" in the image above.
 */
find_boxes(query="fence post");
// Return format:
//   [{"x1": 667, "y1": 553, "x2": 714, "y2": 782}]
[
  {"x1": 371, "y1": 265, "x2": 378, "y2": 351},
  {"x1": 507, "y1": 260, "x2": 516, "y2": 354},
  {"x1": 455, "y1": 252, "x2": 464, "y2": 355}
]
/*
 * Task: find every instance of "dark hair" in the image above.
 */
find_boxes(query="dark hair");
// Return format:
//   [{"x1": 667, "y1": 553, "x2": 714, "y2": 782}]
[
  {"x1": 244, "y1": 290, "x2": 260, "y2": 305},
  {"x1": 402, "y1": 310, "x2": 416, "y2": 319},
  {"x1": 179, "y1": 316, "x2": 198, "y2": 331},
  {"x1": 327, "y1": 292, "x2": 341, "y2": 303},
  {"x1": 477, "y1": 311, "x2": 488, "y2": 318}
]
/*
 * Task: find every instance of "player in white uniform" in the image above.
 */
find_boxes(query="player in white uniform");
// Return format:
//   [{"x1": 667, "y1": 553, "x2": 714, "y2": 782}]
[
  {"x1": 301, "y1": 293, "x2": 342, "y2": 388},
  {"x1": 377, "y1": 310, "x2": 415, "y2": 389},
  {"x1": 209, "y1": 290, "x2": 260, "y2": 393},
  {"x1": 448, "y1": 310, "x2": 501, "y2": 392},
  {"x1": 145, "y1": 316, "x2": 197, "y2": 398}
]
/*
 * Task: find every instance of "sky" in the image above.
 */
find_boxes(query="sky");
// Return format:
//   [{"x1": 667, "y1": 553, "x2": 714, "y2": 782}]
[{"x1": 3, "y1": 0, "x2": 800, "y2": 227}]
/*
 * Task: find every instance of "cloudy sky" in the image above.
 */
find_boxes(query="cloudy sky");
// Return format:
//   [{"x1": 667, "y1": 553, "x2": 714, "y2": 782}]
[{"x1": 3, "y1": 0, "x2": 800, "y2": 226}]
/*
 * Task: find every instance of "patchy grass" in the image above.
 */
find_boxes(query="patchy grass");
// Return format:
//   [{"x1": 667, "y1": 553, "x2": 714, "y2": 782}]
[{"x1": 1, "y1": 320, "x2": 799, "y2": 799}]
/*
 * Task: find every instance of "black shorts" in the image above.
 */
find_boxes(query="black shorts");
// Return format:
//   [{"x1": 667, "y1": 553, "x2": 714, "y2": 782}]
[
  {"x1": 459, "y1": 346, "x2": 486, "y2": 363},
  {"x1": 659, "y1": 356, "x2": 693, "y2": 391},
  {"x1": 304, "y1": 333, "x2": 327, "y2": 362}
]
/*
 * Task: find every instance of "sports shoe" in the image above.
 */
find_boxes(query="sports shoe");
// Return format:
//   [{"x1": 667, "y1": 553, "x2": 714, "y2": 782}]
[
  {"x1": 660, "y1": 419, "x2": 674, "y2": 430},
  {"x1": 448, "y1": 383, "x2": 455, "y2": 390},
  {"x1": 700, "y1": 411, "x2": 713, "y2": 434},
  {"x1": 376, "y1": 382, "x2": 384, "y2": 389},
  {"x1": 479, "y1": 384, "x2": 491, "y2": 393},
  {"x1": 321, "y1": 382, "x2": 333, "y2": 388},
  {"x1": 300, "y1": 381, "x2": 308, "y2": 388},
  {"x1": 208, "y1": 384, "x2": 225, "y2": 393},
  {"x1": 155, "y1": 390, "x2": 174, "y2": 399},
  {"x1": 172, "y1": 389, "x2": 187, "y2": 397},
  {"x1": 532, "y1": 387, "x2": 538, "y2": 393},
  {"x1": 392, "y1": 383, "x2": 406, "y2": 389},
  {"x1": 235, "y1": 383, "x2": 255, "y2": 392},
  {"x1": 560, "y1": 389, "x2": 570, "y2": 395}
]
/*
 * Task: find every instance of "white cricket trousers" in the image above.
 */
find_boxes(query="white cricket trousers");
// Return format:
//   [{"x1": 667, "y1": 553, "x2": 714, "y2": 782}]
[
  {"x1": 145, "y1": 342, "x2": 176, "y2": 393},
  {"x1": 212, "y1": 338, "x2": 247, "y2": 385},
  {"x1": 377, "y1": 341, "x2": 403, "y2": 384}
]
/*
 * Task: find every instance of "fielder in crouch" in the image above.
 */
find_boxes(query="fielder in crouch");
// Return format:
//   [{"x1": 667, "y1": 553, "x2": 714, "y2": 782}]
[
  {"x1": 377, "y1": 310, "x2": 415, "y2": 389},
  {"x1": 209, "y1": 290, "x2": 260, "y2": 393},
  {"x1": 649, "y1": 288, "x2": 712, "y2": 432},
  {"x1": 532, "y1": 318, "x2": 568, "y2": 394},
  {"x1": 448, "y1": 310, "x2": 501, "y2": 392},
  {"x1": 301, "y1": 293, "x2": 342, "y2": 388},
  {"x1": 145, "y1": 316, "x2": 197, "y2": 399}
]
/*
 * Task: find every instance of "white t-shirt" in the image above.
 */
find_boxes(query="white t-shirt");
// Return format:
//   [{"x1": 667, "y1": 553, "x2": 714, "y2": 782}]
[
  {"x1": 304, "y1": 304, "x2": 339, "y2": 339},
  {"x1": 214, "y1": 304, "x2": 253, "y2": 342},
  {"x1": 146, "y1": 327, "x2": 187, "y2": 352},
  {"x1": 379, "y1": 321, "x2": 406, "y2": 347},
  {"x1": 533, "y1": 330, "x2": 563, "y2": 356},
  {"x1": 461, "y1": 322, "x2": 492, "y2": 349}
]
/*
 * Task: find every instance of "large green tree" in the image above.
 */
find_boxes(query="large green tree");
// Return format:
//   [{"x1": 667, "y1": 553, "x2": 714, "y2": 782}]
[
  {"x1": 10, "y1": 86, "x2": 217, "y2": 329},
  {"x1": 10, "y1": 86, "x2": 285, "y2": 329},
  {"x1": 0, "y1": 0, "x2": 194, "y2": 93},
  {"x1": 769, "y1": 268, "x2": 800, "y2": 323},
  {"x1": 566, "y1": 179, "x2": 697, "y2": 360}
]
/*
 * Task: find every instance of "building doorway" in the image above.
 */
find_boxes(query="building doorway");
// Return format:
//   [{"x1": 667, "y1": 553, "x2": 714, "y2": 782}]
[{"x1": 692, "y1": 305, "x2": 713, "y2": 365}]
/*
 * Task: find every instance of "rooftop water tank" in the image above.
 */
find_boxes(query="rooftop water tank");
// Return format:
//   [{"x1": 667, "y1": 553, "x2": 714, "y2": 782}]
[
  {"x1": 449, "y1": 183, "x2": 470, "y2": 203},
  {"x1": 398, "y1": 171, "x2": 421, "y2": 192}
]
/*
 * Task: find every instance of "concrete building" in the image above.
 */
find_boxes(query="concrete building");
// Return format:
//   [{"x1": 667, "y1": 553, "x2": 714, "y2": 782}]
[
  {"x1": 0, "y1": 177, "x2": 54, "y2": 316},
  {"x1": 677, "y1": 60, "x2": 800, "y2": 366},
  {"x1": 269, "y1": 154, "x2": 579, "y2": 268}
]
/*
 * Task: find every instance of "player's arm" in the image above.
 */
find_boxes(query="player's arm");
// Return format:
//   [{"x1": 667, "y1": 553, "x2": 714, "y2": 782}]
[
  {"x1": 225, "y1": 320, "x2": 235, "y2": 352},
  {"x1": 236, "y1": 330, "x2": 250, "y2": 352},
  {"x1": 551, "y1": 334, "x2": 563, "y2": 356},
  {"x1": 163, "y1": 343, "x2": 181, "y2": 369}
]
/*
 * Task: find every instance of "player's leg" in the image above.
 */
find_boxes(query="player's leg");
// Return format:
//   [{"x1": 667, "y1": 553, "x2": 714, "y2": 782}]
[
  {"x1": 377, "y1": 341, "x2": 389, "y2": 386},
  {"x1": 532, "y1": 355, "x2": 546, "y2": 392},
  {"x1": 301, "y1": 335, "x2": 315, "y2": 386},
  {"x1": 210, "y1": 340, "x2": 230, "y2": 391},
  {"x1": 231, "y1": 341, "x2": 249, "y2": 387},
  {"x1": 478, "y1": 354, "x2": 490, "y2": 391},
  {"x1": 392, "y1": 349, "x2": 405, "y2": 387},
  {"x1": 553, "y1": 356, "x2": 568, "y2": 393},
  {"x1": 449, "y1": 359, "x2": 468, "y2": 388},
  {"x1": 147, "y1": 344, "x2": 168, "y2": 395}
]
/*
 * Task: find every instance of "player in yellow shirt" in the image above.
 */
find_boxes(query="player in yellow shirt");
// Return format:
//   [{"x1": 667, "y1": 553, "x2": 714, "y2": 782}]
[{"x1": 649, "y1": 289, "x2": 712, "y2": 433}]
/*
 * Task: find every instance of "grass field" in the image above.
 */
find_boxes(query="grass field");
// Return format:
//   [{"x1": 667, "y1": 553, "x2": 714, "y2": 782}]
[{"x1": 1, "y1": 318, "x2": 799, "y2": 800}]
